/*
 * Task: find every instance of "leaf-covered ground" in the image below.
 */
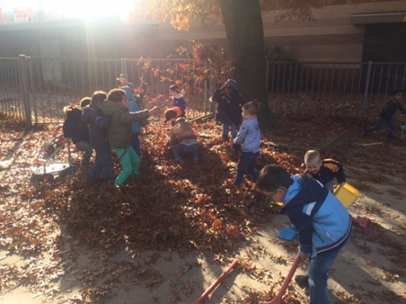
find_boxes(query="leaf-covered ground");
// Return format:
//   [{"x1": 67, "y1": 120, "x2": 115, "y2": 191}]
[{"x1": 0, "y1": 111, "x2": 405, "y2": 304}]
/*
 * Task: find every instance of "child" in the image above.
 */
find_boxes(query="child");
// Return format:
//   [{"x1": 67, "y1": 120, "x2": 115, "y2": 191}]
[
  {"x1": 99, "y1": 89, "x2": 151, "y2": 188},
  {"x1": 165, "y1": 109, "x2": 199, "y2": 162},
  {"x1": 117, "y1": 74, "x2": 143, "y2": 156},
  {"x1": 304, "y1": 150, "x2": 345, "y2": 192},
  {"x1": 164, "y1": 107, "x2": 184, "y2": 123},
  {"x1": 256, "y1": 164, "x2": 352, "y2": 304},
  {"x1": 82, "y1": 91, "x2": 113, "y2": 182},
  {"x1": 63, "y1": 98, "x2": 92, "y2": 165},
  {"x1": 364, "y1": 90, "x2": 406, "y2": 138},
  {"x1": 233, "y1": 101, "x2": 261, "y2": 186},
  {"x1": 169, "y1": 84, "x2": 186, "y2": 115},
  {"x1": 211, "y1": 79, "x2": 243, "y2": 142}
]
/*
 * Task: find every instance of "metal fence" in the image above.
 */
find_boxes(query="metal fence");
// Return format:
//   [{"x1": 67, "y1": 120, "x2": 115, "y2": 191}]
[
  {"x1": 0, "y1": 55, "x2": 210, "y2": 126},
  {"x1": 1, "y1": 56, "x2": 406, "y2": 126},
  {"x1": 267, "y1": 61, "x2": 406, "y2": 117},
  {"x1": 0, "y1": 56, "x2": 31, "y2": 124}
]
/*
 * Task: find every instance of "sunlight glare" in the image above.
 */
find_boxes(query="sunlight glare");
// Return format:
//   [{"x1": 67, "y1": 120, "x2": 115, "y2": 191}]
[{"x1": 1, "y1": 0, "x2": 141, "y2": 20}]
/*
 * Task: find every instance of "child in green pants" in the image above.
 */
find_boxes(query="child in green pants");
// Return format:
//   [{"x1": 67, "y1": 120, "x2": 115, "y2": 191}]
[{"x1": 99, "y1": 89, "x2": 150, "y2": 187}]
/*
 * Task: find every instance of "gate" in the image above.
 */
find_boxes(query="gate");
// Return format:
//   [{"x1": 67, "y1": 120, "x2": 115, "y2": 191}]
[{"x1": 0, "y1": 55, "x2": 32, "y2": 127}]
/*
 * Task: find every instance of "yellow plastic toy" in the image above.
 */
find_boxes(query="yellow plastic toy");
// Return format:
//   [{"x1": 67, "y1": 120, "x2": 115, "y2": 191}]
[{"x1": 334, "y1": 183, "x2": 361, "y2": 208}]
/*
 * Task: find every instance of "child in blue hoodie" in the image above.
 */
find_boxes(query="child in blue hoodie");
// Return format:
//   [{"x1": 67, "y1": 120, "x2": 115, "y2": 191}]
[
  {"x1": 117, "y1": 74, "x2": 143, "y2": 156},
  {"x1": 169, "y1": 84, "x2": 186, "y2": 115},
  {"x1": 233, "y1": 101, "x2": 261, "y2": 186},
  {"x1": 256, "y1": 164, "x2": 351, "y2": 304}
]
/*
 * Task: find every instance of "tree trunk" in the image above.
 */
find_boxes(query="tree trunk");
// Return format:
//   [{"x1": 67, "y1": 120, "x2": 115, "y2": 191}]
[{"x1": 219, "y1": 0, "x2": 270, "y2": 125}]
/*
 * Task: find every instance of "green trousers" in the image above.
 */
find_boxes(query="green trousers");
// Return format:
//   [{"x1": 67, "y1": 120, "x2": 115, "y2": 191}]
[{"x1": 113, "y1": 146, "x2": 140, "y2": 186}]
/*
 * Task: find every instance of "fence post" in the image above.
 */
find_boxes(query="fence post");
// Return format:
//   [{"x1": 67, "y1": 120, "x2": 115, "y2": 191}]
[
  {"x1": 362, "y1": 61, "x2": 373, "y2": 115},
  {"x1": 265, "y1": 57, "x2": 270, "y2": 93},
  {"x1": 203, "y1": 79, "x2": 208, "y2": 114},
  {"x1": 18, "y1": 54, "x2": 32, "y2": 129},
  {"x1": 120, "y1": 58, "x2": 128, "y2": 77}
]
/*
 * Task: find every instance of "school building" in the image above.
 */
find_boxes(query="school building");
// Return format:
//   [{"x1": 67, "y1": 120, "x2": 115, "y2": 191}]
[
  {"x1": 160, "y1": 0, "x2": 406, "y2": 63},
  {"x1": 0, "y1": 1, "x2": 406, "y2": 62}
]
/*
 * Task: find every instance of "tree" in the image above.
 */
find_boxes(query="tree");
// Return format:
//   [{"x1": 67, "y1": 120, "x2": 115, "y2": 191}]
[{"x1": 145, "y1": 0, "x2": 352, "y2": 124}]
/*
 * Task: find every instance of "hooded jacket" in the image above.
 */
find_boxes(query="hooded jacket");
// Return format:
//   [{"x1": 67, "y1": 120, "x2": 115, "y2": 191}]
[
  {"x1": 121, "y1": 84, "x2": 142, "y2": 134},
  {"x1": 169, "y1": 117, "x2": 197, "y2": 145},
  {"x1": 99, "y1": 102, "x2": 149, "y2": 149},
  {"x1": 81, "y1": 101, "x2": 110, "y2": 149},
  {"x1": 234, "y1": 116, "x2": 261, "y2": 153},
  {"x1": 63, "y1": 107, "x2": 89, "y2": 144},
  {"x1": 212, "y1": 88, "x2": 243, "y2": 126},
  {"x1": 281, "y1": 175, "x2": 351, "y2": 257}
]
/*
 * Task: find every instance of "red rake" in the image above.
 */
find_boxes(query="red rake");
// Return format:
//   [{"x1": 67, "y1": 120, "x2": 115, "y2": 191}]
[
  {"x1": 193, "y1": 259, "x2": 239, "y2": 304},
  {"x1": 262, "y1": 253, "x2": 302, "y2": 304}
]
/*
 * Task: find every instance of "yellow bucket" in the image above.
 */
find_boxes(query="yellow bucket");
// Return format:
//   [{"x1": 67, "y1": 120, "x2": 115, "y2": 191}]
[{"x1": 334, "y1": 183, "x2": 361, "y2": 208}]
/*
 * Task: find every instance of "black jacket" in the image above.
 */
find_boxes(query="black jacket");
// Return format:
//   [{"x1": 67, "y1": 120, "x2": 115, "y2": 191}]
[
  {"x1": 212, "y1": 88, "x2": 243, "y2": 126},
  {"x1": 63, "y1": 107, "x2": 89, "y2": 144},
  {"x1": 380, "y1": 100, "x2": 405, "y2": 122},
  {"x1": 82, "y1": 104, "x2": 111, "y2": 149},
  {"x1": 310, "y1": 158, "x2": 346, "y2": 185}
]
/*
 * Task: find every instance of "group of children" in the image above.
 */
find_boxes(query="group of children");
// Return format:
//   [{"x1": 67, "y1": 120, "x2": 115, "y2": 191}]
[
  {"x1": 61, "y1": 76, "x2": 406, "y2": 304},
  {"x1": 63, "y1": 75, "x2": 153, "y2": 188}
]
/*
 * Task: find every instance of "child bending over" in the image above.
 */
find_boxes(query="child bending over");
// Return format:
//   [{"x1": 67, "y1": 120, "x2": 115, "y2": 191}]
[{"x1": 256, "y1": 164, "x2": 351, "y2": 304}]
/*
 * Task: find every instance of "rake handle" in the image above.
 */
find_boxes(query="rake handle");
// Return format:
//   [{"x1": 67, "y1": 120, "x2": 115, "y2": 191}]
[
  {"x1": 263, "y1": 253, "x2": 302, "y2": 304},
  {"x1": 193, "y1": 259, "x2": 239, "y2": 304}
]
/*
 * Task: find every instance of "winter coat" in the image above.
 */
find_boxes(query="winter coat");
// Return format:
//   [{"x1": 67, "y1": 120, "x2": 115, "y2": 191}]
[
  {"x1": 169, "y1": 117, "x2": 197, "y2": 145},
  {"x1": 81, "y1": 103, "x2": 110, "y2": 149},
  {"x1": 233, "y1": 116, "x2": 261, "y2": 153},
  {"x1": 121, "y1": 84, "x2": 142, "y2": 134},
  {"x1": 63, "y1": 107, "x2": 89, "y2": 144},
  {"x1": 99, "y1": 102, "x2": 149, "y2": 149},
  {"x1": 212, "y1": 88, "x2": 242, "y2": 126},
  {"x1": 172, "y1": 95, "x2": 187, "y2": 112},
  {"x1": 380, "y1": 99, "x2": 406, "y2": 122},
  {"x1": 281, "y1": 175, "x2": 351, "y2": 257}
]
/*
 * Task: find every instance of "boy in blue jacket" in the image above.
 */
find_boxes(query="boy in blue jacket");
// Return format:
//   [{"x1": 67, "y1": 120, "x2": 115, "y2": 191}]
[
  {"x1": 256, "y1": 164, "x2": 352, "y2": 304},
  {"x1": 233, "y1": 101, "x2": 261, "y2": 186}
]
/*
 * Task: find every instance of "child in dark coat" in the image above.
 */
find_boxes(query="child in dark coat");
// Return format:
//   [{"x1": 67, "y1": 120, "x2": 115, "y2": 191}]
[
  {"x1": 365, "y1": 90, "x2": 406, "y2": 138},
  {"x1": 82, "y1": 91, "x2": 113, "y2": 182},
  {"x1": 63, "y1": 98, "x2": 92, "y2": 165},
  {"x1": 211, "y1": 79, "x2": 243, "y2": 142},
  {"x1": 99, "y1": 89, "x2": 152, "y2": 187}
]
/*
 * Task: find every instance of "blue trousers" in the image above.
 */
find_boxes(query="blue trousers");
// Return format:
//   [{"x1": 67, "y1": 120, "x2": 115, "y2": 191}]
[
  {"x1": 88, "y1": 143, "x2": 113, "y2": 181},
  {"x1": 235, "y1": 152, "x2": 258, "y2": 186},
  {"x1": 172, "y1": 143, "x2": 199, "y2": 161},
  {"x1": 222, "y1": 122, "x2": 238, "y2": 141},
  {"x1": 309, "y1": 245, "x2": 343, "y2": 304}
]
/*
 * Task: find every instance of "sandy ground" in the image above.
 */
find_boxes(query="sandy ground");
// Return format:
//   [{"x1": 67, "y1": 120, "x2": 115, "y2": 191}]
[{"x1": 1, "y1": 118, "x2": 405, "y2": 304}]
